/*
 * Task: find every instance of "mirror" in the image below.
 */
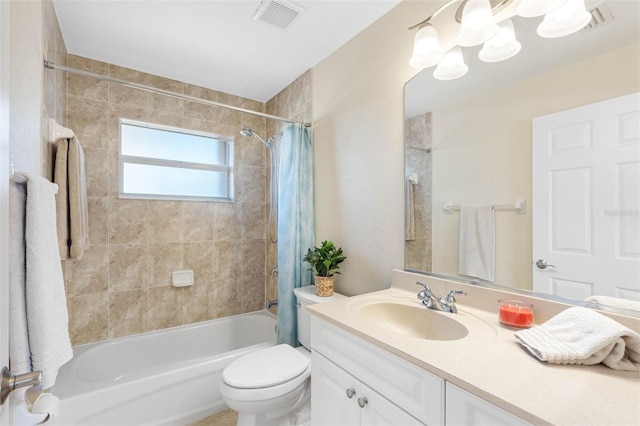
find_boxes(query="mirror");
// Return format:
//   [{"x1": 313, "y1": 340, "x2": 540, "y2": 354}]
[{"x1": 404, "y1": 0, "x2": 640, "y2": 312}]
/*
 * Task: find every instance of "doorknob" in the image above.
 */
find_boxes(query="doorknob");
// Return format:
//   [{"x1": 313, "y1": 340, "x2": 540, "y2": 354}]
[
  {"x1": 357, "y1": 396, "x2": 368, "y2": 408},
  {"x1": 346, "y1": 388, "x2": 356, "y2": 399},
  {"x1": 536, "y1": 259, "x2": 556, "y2": 270}
]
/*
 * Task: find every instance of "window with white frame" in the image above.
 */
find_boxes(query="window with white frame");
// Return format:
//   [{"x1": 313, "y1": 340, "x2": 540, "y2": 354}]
[{"x1": 119, "y1": 119, "x2": 234, "y2": 202}]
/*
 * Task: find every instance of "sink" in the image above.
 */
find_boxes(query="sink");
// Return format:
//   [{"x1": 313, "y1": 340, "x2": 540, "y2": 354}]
[{"x1": 356, "y1": 300, "x2": 469, "y2": 341}]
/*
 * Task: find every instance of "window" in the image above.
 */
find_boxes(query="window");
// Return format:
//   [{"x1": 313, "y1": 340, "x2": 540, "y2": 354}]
[{"x1": 119, "y1": 119, "x2": 234, "y2": 202}]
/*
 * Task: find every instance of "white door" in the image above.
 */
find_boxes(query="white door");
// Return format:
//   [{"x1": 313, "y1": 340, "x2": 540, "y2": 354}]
[
  {"x1": 358, "y1": 383, "x2": 423, "y2": 426},
  {"x1": 532, "y1": 93, "x2": 640, "y2": 302},
  {"x1": 1, "y1": 0, "x2": 12, "y2": 423},
  {"x1": 311, "y1": 352, "x2": 359, "y2": 426}
]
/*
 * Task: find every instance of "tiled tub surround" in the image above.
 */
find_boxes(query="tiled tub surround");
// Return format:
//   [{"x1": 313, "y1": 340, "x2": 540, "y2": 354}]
[
  {"x1": 308, "y1": 269, "x2": 640, "y2": 426},
  {"x1": 64, "y1": 55, "x2": 310, "y2": 345}
]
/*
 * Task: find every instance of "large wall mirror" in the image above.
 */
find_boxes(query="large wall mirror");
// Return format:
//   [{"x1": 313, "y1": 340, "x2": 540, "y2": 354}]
[{"x1": 404, "y1": 0, "x2": 640, "y2": 312}]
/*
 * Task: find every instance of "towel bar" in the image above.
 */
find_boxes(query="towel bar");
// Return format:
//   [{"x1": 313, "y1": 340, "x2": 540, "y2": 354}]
[{"x1": 443, "y1": 199, "x2": 526, "y2": 214}]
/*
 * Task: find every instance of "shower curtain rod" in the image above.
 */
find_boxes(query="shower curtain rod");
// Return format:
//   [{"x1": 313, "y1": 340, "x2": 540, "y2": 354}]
[{"x1": 44, "y1": 61, "x2": 311, "y2": 127}]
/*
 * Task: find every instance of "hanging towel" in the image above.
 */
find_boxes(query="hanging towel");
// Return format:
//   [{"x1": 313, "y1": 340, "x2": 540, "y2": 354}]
[
  {"x1": 515, "y1": 307, "x2": 640, "y2": 371},
  {"x1": 23, "y1": 173, "x2": 74, "y2": 388},
  {"x1": 585, "y1": 295, "x2": 640, "y2": 312},
  {"x1": 458, "y1": 204, "x2": 495, "y2": 282},
  {"x1": 54, "y1": 136, "x2": 89, "y2": 260},
  {"x1": 9, "y1": 182, "x2": 31, "y2": 375},
  {"x1": 405, "y1": 178, "x2": 416, "y2": 241}
]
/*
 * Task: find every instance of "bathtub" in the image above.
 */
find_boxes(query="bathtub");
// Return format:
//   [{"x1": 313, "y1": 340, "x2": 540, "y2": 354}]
[{"x1": 50, "y1": 311, "x2": 276, "y2": 425}]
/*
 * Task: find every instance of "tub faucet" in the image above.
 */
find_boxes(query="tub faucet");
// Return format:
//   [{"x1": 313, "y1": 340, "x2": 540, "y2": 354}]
[{"x1": 415, "y1": 282, "x2": 466, "y2": 314}]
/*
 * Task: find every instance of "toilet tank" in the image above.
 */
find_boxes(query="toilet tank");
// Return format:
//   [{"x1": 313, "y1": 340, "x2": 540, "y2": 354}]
[{"x1": 293, "y1": 285, "x2": 346, "y2": 349}]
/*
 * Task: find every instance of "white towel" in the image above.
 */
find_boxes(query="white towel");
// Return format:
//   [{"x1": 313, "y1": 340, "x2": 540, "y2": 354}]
[
  {"x1": 585, "y1": 295, "x2": 640, "y2": 313},
  {"x1": 458, "y1": 204, "x2": 495, "y2": 282},
  {"x1": 515, "y1": 307, "x2": 640, "y2": 371},
  {"x1": 405, "y1": 178, "x2": 415, "y2": 241},
  {"x1": 24, "y1": 173, "x2": 74, "y2": 388}
]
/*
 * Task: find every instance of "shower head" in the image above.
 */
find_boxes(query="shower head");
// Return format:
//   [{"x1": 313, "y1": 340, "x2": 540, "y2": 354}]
[{"x1": 240, "y1": 126, "x2": 270, "y2": 147}]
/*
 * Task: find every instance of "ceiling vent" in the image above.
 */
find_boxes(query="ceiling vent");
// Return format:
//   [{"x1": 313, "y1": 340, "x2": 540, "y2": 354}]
[
  {"x1": 584, "y1": 2, "x2": 615, "y2": 31},
  {"x1": 253, "y1": 0, "x2": 304, "y2": 31}
]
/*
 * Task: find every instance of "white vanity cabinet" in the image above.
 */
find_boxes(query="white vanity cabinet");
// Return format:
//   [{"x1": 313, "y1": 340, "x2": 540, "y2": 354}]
[
  {"x1": 311, "y1": 317, "x2": 444, "y2": 426},
  {"x1": 445, "y1": 383, "x2": 532, "y2": 426}
]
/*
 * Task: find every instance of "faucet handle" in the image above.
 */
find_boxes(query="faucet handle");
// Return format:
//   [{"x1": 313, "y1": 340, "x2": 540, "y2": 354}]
[
  {"x1": 415, "y1": 281, "x2": 432, "y2": 300},
  {"x1": 444, "y1": 289, "x2": 466, "y2": 303}
]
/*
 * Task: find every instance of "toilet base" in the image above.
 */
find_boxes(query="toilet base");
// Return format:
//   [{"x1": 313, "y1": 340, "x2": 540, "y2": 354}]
[{"x1": 232, "y1": 380, "x2": 311, "y2": 426}]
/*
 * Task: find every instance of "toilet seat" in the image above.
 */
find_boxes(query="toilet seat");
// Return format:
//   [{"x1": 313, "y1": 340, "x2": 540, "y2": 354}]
[
  {"x1": 220, "y1": 344, "x2": 312, "y2": 403},
  {"x1": 223, "y1": 344, "x2": 310, "y2": 389}
]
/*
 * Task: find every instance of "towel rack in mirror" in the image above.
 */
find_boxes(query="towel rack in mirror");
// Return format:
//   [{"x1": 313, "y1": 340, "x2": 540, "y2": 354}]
[{"x1": 443, "y1": 199, "x2": 526, "y2": 214}]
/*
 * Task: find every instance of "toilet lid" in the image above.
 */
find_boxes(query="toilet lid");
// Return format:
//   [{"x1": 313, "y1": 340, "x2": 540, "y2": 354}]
[{"x1": 222, "y1": 344, "x2": 310, "y2": 389}]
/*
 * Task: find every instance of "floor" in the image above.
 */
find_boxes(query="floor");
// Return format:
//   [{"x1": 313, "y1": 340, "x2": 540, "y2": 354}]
[{"x1": 188, "y1": 409, "x2": 238, "y2": 426}]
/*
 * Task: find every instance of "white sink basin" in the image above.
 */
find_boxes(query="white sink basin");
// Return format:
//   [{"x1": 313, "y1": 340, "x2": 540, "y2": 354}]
[{"x1": 348, "y1": 296, "x2": 496, "y2": 341}]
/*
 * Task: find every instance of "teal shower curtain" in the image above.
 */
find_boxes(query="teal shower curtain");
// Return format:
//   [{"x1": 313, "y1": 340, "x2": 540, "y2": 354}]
[{"x1": 277, "y1": 123, "x2": 315, "y2": 346}]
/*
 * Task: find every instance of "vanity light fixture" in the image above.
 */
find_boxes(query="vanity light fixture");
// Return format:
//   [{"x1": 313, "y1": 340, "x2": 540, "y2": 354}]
[{"x1": 409, "y1": 0, "x2": 592, "y2": 80}]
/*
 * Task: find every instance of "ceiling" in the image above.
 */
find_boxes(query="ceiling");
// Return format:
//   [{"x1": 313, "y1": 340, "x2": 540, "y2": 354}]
[
  {"x1": 405, "y1": 0, "x2": 640, "y2": 118},
  {"x1": 53, "y1": 0, "x2": 401, "y2": 103}
]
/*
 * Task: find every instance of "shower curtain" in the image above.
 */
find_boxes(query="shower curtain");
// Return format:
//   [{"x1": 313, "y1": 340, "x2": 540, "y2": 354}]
[{"x1": 277, "y1": 123, "x2": 315, "y2": 346}]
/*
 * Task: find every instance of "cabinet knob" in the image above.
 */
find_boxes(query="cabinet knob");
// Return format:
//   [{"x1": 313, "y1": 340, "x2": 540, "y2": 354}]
[
  {"x1": 357, "y1": 396, "x2": 368, "y2": 408},
  {"x1": 346, "y1": 388, "x2": 356, "y2": 399}
]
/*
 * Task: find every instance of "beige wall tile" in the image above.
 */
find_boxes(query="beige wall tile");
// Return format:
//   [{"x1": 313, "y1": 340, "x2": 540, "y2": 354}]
[
  {"x1": 66, "y1": 245, "x2": 109, "y2": 296},
  {"x1": 183, "y1": 281, "x2": 211, "y2": 324},
  {"x1": 83, "y1": 147, "x2": 109, "y2": 197},
  {"x1": 211, "y1": 277, "x2": 242, "y2": 319},
  {"x1": 109, "y1": 244, "x2": 149, "y2": 291},
  {"x1": 238, "y1": 165, "x2": 266, "y2": 204},
  {"x1": 242, "y1": 202, "x2": 266, "y2": 240},
  {"x1": 149, "y1": 243, "x2": 183, "y2": 287},
  {"x1": 67, "y1": 55, "x2": 109, "y2": 101},
  {"x1": 109, "y1": 289, "x2": 149, "y2": 338},
  {"x1": 149, "y1": 286, "x2": 183, "y2": 330},
  {"x1": 241, "y1": 274, "x2": 266, "y2": 313},
  {"x1": 88, "y1": 197, "x2": 108, "y2": 246},
  {"x1": 67, "y1": 96, "x2": 109, "y2": 150},
  {"x1": 148, "y1": 201, "x2": 183, "y2": 243},
  {"x1": 108, "y1": 199, "x2": 148, "y2": 244},
  {"x1": 214, "y1": 203, "x2": 241, "y2": 241},
  {"x1": 214, "y1": 240, "x2": 242, "y2": 280},
  {"x1": 68, "y1": 293, "x2": 108, "y2": 345},
  {"x1": 242, "y1": 240, "x2": 265, "y2": 276},
  {"x1": 184, "y1": 241, "x2": 214, "y2": 281},
  {"x1": 184, "y1": 202, "x2": 214, "y2": 242}
]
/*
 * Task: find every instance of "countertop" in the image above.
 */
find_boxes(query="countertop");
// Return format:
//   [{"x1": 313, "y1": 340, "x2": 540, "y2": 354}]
[{"x1": 307, "y1": 272, "x2": 640, "y2": 426}]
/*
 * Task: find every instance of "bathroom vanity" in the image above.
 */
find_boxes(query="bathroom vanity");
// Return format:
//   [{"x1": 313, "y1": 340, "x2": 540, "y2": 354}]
[{"x1": 307, "y1": 270, "x2": 640, "y2": 425}]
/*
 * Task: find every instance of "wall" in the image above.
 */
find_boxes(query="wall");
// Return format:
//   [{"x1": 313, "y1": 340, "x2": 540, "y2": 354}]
[
  {"x1": 431, "y1": 43, "x2": 640, "y2": 290},
  {"x1": 312, "y1": 1, "x2": 423, "y2": 296},
  {"x1": 64, "y1": 56, "x2": 312, "y2": 345}
]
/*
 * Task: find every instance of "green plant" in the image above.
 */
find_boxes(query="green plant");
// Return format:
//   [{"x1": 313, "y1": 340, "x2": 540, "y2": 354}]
[{"x1": 303, "y1": 240, "x2": 347, "y2": 277}]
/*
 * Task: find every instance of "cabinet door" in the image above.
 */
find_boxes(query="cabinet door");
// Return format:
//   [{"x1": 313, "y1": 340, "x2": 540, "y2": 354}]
[
  {"x1": 359, "y1": 383, "x2": 424, "y2": 426},
  {"x1": 311, "y1": 352, "x2": 359, "y2": 426},
  {"x1": 446, "y1": 383, "x2": 531, "y2": 426}
]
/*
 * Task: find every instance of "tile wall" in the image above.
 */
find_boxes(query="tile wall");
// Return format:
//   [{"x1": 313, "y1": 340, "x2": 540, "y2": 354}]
[
  {"x1": 64, "y1": 55, "x2": 312, "y2": 345},
  {"x1": 404, "y1": 112, "x2": 432, "y2": 272}
]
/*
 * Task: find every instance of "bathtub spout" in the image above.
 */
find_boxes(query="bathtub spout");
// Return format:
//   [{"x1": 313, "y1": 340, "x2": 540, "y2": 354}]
[{"x1": 266, "y1": 299, "x2": 278, "y2": 309}]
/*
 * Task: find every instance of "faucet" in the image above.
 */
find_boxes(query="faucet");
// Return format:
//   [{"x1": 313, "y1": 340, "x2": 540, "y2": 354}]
[{"x1": 415, "y1": 281, "x2": 466, "y2": 314}]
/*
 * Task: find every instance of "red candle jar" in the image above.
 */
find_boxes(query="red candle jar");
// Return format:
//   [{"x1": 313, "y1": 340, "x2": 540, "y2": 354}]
[{"x1": 498, "y1": 300, "x2": 534, "y2": 328}]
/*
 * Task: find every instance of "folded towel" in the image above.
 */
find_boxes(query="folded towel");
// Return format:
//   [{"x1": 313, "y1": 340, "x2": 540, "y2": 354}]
[
  {"x1": 458, "y1": 204, "x2": 495, "y2": 282},
  {"x1": 405, "y1": 178, "x2": 415, "y2": 241},
  {"x1": 24, "y1": 173, "x2": 74, "y2": 388},
  {"x1": 54, "y1": 137, "x2": 89, "y2": 260},
  {"x1": 585, "y1": 295, "x2": 640, "y2": 312},
  {"x1": 515, "y1": 307, "x2": 640, "y2": 371}
]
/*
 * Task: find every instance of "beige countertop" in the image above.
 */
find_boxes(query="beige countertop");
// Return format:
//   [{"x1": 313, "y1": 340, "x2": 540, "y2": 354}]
[{"x1": 307, "y1": 270, "x2": 640, "y2": 426}]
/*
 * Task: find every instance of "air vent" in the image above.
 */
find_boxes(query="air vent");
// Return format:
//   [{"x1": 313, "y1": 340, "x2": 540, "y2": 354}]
[
  {"x1": 584, "y1": 2, "x2": 614, "y2": 31},
  {"x1": 253, "y1": 0, "x2": 304, "y2": 31}
]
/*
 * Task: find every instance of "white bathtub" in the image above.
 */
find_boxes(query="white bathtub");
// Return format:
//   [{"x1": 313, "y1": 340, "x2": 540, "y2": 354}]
[{"x1": 50, "y1": 311, "x2": 277, "y2": 425}]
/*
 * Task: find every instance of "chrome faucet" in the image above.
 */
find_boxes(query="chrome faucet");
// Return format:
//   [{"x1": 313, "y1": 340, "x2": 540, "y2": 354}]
[{"x1": 415, "y1": 281, "x2": 466, "y2": 314}]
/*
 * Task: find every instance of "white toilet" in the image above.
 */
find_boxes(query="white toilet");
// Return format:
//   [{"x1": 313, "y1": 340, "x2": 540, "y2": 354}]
[{"x1": 220, "y1": 285, "x2": 345, "y2": 426}]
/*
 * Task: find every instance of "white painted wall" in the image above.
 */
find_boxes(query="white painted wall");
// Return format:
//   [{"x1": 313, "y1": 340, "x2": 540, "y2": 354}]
[
  {"x1": 431, "y1": 43, "x2": 640, "y2": 290},
  {"x1": 312, "y1": 1, "x2": 423, "y2": 295},
  {"x1": 9, "y1": 0, "x2": 44, "y2": 175}
]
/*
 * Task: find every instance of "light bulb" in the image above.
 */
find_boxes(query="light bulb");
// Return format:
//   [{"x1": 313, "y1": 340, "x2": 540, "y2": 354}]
[{"x1": 456, "y1": 0, "x2": 500, "y2": 47}]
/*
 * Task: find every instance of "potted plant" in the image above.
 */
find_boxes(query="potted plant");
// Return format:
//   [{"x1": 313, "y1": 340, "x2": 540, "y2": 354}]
[{"x1": 303, "y1": 240, "x2": 347, "y2": 296}]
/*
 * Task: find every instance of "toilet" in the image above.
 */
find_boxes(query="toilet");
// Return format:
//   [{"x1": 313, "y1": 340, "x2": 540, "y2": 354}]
[{"x1": 220, "y1": 285, "x2": 346, "y2": 426}]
